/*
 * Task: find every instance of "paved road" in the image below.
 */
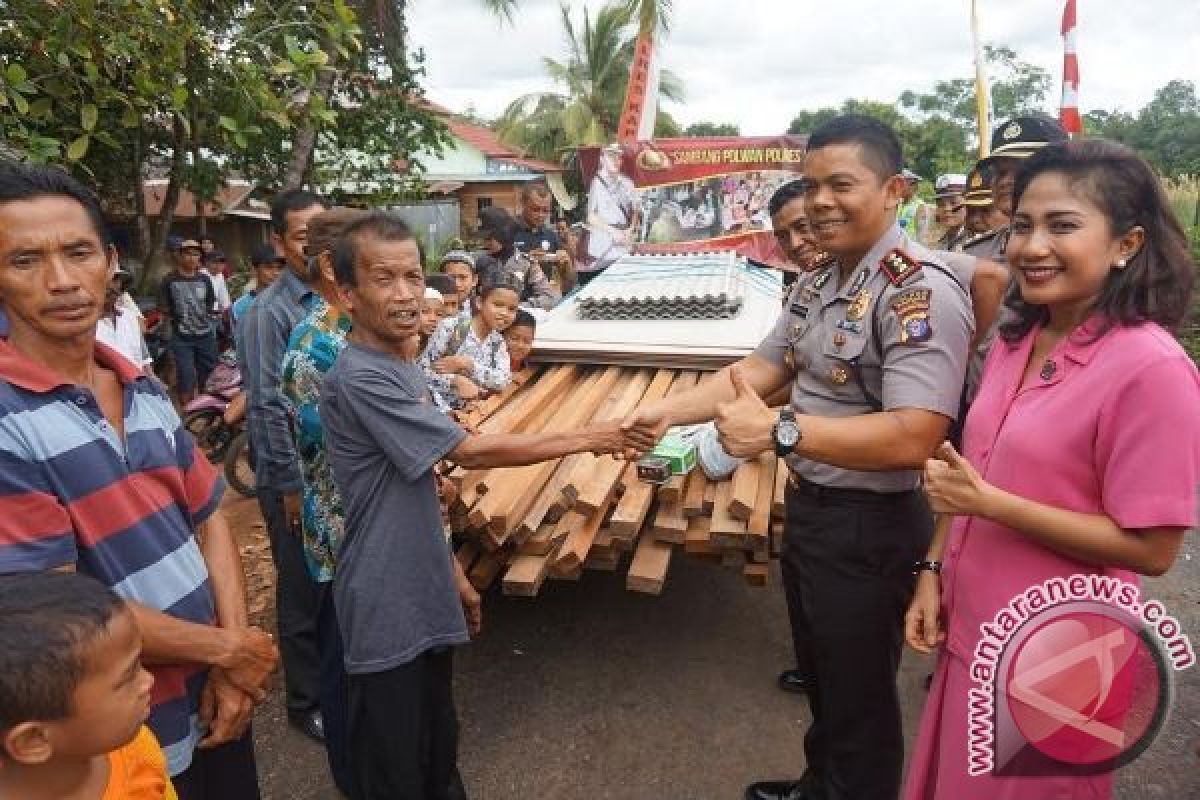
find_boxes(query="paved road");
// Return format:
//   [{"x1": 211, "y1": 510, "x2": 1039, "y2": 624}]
[{"x1": 230, "y1": 494, "x2": 1199, "y2": 799}]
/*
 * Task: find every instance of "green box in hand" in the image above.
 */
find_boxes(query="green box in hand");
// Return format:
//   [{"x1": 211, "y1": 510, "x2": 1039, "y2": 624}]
[{"x1": 651, "y1": 434, "x2": 697, "y2": 476}]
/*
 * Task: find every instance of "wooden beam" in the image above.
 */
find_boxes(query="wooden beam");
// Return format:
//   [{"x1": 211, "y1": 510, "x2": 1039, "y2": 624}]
[
  {"x1": 552, "y1": 500, "x2": 612, "y2": 572},
  {"x1": 682, "y1": 468, "x2": 709, "y2": 518},
  {"x1": 709, "y1": 479, "x2": 748, "y2": 548},
  {"x1": 728, "y1": 458, "x2": 761, "y2": 521},
  {"x1": 626, "y1": 533, "x2": 673, "y2": 595}
]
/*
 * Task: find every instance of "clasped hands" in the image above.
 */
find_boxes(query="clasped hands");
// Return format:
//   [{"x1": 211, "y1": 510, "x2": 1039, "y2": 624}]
[
  {"x1": 199, "y1": 626, "x2": 278, "y2": 749},
  {"x1": 616, "y1": 366, "x2": 778, "y2": 460}
]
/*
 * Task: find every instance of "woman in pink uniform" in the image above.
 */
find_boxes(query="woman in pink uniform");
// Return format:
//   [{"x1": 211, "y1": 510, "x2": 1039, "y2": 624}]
[{"x1": 902, "y1": 139, "x2": 1200, "y2": 799}]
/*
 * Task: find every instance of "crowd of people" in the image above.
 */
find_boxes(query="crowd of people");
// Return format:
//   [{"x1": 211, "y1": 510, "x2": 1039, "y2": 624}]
[{"x1": 0, "y1": 107, "x2": 1197, "y2": 800}]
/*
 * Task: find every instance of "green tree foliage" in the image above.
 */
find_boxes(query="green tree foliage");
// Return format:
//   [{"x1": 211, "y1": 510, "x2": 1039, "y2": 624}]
[
  {"x1": 0, "y1": 0, "x2": 341, "y2": 275},
  {"x1": 495, "y1": 1, "x2": 683, "y2": 162},
  {"x1": 683, "y1": 121, "x2": 740, "y2": 137},
  {"x1": 279, "y1": 0, "x2": 517, "y2": 190},
  {"x1": 1085, "y1": 80, "x2": 1200, "y2": 179},
  {"x1": 787, "y1": 46, "x2": 1050, "y2": 182}
]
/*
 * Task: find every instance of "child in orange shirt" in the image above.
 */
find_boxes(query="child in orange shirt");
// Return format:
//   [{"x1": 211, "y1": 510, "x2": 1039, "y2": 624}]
[{"x1": 0, "y1": 572, "x2": 174, "y2": 800}]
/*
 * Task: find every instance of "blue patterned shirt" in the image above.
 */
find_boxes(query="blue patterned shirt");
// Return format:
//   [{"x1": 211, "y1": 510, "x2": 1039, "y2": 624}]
[{"x1": 281, "y1": 299, "x2": 351, "y2": 582}]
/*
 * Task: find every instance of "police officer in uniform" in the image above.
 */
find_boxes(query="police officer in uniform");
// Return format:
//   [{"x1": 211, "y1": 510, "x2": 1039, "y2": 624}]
[
  {"x1": 960, "y1": 116, "x2": 1069, "y2": 401},
  {"x1": 957, "y1": 165, "x2": 1008, "y2": 259},
  {"x1": 475, "y1": 207, "x2": 561, "y2": 310},
  {"x1": 623, "y1": 115, "x2": 973, "y2": 800},
  {"x1": 933, "y1": 173, "x2": 968, "y2": 250}
]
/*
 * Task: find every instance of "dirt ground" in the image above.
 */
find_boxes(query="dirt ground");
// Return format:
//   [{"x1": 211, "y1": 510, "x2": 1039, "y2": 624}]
[{"x1": 222, "y1": 492, "x2": 1200, "y2": 800}]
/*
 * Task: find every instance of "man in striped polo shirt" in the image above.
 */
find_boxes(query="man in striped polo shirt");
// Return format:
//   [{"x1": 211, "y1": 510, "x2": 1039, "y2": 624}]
[{"x1": 0, "y1": 162, "x2": 277, "y2": 800}]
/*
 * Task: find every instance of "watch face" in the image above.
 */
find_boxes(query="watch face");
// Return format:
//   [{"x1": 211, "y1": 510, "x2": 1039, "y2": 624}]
[{"x1": 776, "y1": 421, "x2": 801, "y2": 448}]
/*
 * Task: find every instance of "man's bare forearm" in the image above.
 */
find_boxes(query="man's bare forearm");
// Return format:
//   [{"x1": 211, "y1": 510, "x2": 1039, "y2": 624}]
[
  {"x1": 129, "y1": 601, "x2": 234, "y2": 667},
  {"x1": 794, "y1": 410, "x2": 949, "y2": 471},
  {"x1": 450, "y1": 428, "x2": 614, "y2": 469},
  {"x1": 196, "y1": 510, "x2": 249, "y2": 630}
]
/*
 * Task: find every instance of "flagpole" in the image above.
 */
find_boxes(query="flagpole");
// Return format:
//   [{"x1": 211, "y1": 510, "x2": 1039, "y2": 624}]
[
  {"x1": 971, "y1": 0, "x2": 992, "y2": 157},
  {"x1": 1060, "y1": 0, "x2": 1082, "y2": 135}
]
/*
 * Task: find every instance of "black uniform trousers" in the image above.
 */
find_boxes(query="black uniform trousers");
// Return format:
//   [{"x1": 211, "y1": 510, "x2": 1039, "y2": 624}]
[
  {"x1": 257, "y1": 486, "x2": 323, "y2": 714},
  {"x1": 172, "y1": 730, "x2": 259, "y2": 800},
  {"x1": 347, "y1": 647, "x2": 467, "y2": 800},
  {"x1": 781, "y1": 476, "x2": 932, "y2": 800}
]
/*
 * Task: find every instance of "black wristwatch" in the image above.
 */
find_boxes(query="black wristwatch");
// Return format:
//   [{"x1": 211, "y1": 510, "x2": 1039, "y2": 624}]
[
  {"x1": 773, "y1": 408, "x2": 802, "y2": 456},
  {"x1": 913, "y1": 560, "x2": 942, "y2": 575}
]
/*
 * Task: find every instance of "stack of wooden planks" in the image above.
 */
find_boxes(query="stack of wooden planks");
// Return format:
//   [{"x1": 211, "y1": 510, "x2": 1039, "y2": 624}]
[{"x1": 447, "y1": 364, "x2": 789, "y2": 597}]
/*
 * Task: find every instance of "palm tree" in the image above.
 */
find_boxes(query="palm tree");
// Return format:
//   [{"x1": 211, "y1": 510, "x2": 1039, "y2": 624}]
[
  {"x1": 495, "y1": 1, "x2": 683, "y2": 162},
  {"x1": 282, "y1": 0, "x2": 519, "y2": 189}
]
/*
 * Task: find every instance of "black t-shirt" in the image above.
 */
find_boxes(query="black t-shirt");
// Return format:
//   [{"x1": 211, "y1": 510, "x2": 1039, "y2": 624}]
[
  {"x1": 159, "y1": 271, "x2": 215, "y2": 338},
  {"x1": 512, "y1": 219, "x2": 562, "y2": 256}
]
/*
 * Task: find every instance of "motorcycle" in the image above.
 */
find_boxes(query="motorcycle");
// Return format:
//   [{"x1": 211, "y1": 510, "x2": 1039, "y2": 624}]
[{"x1": 182, "y1": 351, "x2": 256, "y2": 498}]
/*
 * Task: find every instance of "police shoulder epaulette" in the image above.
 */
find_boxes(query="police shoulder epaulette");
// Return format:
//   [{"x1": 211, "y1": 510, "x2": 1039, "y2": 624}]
[
  {"x1": 880, "y1": 248, "x2": 923, "y2": 287},
  {"x1": 961, "y1": 227, "x2": 1001, "y2": 249}
]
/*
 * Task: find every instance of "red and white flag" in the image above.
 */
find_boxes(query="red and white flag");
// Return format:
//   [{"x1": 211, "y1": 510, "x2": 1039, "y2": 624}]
[{"x1": 1060, "y1": 0, "x2": 1082, "y2": 134}]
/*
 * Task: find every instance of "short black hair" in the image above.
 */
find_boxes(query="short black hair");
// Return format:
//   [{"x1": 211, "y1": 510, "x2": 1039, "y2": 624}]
[
  {"x1": 768, "y1": 179, "x2": 806, "y2": 217},
  {"x1": 425, "y1": 273, "x2": 457, "y2": 296},
  {"x1": 332, "y1": 212, "x2": 417, "y2": 288},
  {"x1": 0, "y1": 162, "x2": 109, "y2": 245},
  {"x1": 0, "y1": 573, "x2": 125, "y2": 732},
  {"x1": 509, "y1": 309, "x2": 537, "y2": 331},
  {"x1": 520, "y1": 181, "x2": 552, "y2": 202},
  {"x1": 269, "y1": 189, "x2": 329, "y2": 235},
  {"x1": 806, "y1": 114, "x2": 903, "y2": 180},
  {"x1": 478, "y1": 271, "x2": 523, "y2": 300}
]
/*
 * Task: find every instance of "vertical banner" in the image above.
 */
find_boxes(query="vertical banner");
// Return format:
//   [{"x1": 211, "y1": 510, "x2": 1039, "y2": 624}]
[
  {"x1": 971, "y1": 0, "x2": 992, "y2": 157},
  {"x1": 617, "y1": 31, "x2": 658, "y2": 144},
  {"x1": 1060, "y1": 0, "x2": 1082, "y2": 134}
]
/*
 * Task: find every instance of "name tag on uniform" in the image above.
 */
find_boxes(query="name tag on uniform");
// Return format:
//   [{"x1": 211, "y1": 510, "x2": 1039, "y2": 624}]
[
  {"x1": 789, "y1": 303, "x2": 810, "y2": 319},
  {"x1": 835, "y1": 319, "x2": 863, "y2": 334}
]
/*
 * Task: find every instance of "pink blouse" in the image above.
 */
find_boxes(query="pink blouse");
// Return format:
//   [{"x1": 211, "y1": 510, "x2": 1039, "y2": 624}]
[{"x1": 941, "y1": 319, "x2": 1200, "y2": 662}]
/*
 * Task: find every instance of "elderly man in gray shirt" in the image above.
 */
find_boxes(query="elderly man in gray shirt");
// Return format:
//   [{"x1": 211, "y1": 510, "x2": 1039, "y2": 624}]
[
  {"x1": 320, "y1": 212, "x2": 653, "y2": 799},
  {"x1": 235, "y1": 188, "x2": 330, "y2": 743}
]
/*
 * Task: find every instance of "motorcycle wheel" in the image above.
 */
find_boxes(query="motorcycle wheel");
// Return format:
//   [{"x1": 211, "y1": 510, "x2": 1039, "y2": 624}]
[
  {"x1": 224, "y1": 431, "x2": 257, "y2": 498},
  {"x1": 184, "y1": 409, "x2": 225, "y2": 460}
]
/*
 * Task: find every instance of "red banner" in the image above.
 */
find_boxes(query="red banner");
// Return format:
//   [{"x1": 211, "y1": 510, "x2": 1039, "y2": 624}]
[
  {"x1": 617, "y1": 33, "x2": 656, "y2": 143},
  {"x1": 579, "y1": 135, "x2": 808, "y2": 267}
]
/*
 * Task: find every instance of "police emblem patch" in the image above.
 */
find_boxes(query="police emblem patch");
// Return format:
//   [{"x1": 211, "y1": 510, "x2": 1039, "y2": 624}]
[
  {"x1": 846, "y1": 290, "x2": 871, "y2": 322},
  {"x1": 891, "y1": 288, "x2": 933, "y2": 344},
  {"x1": 830, "y1": 364, "x2": 849, "y2": 386},
  {"x1": 1003, "y1": 122, "x2": 1022, "y2": 140}
]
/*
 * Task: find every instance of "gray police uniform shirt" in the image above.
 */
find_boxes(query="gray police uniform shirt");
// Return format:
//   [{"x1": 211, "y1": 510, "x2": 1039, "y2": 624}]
[
  {"x1": 477, "y1": 251, "x2": 561, "y2": 310},
  {"x1": 962, "y1": 225, "x2": 1013, "y2": 401},
  {"x1": 321, "y1": 341, "x2": 470, "y2": 674},
  {"x1": 754, "y1": 225, "x2": 973, "y2": 492},
  {"x1": 960, "y1": 226, "x2": 1008, "y2": 263}
]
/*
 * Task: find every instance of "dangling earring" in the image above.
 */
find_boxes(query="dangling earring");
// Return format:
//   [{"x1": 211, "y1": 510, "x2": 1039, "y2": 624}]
[{"x1": 1115, "y1": 258, "x2": 1127, "y2": 269}]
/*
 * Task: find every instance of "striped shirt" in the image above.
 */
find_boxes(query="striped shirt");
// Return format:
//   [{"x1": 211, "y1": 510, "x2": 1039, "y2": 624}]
[{"x1": 0, "y1": 339, "x2": 224, "y2": 777}]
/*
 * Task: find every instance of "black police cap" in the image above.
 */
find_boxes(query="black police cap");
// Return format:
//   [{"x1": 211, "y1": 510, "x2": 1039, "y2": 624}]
[{"x1": 981, "y1": 115, "x2": 1069, "y2": 166}]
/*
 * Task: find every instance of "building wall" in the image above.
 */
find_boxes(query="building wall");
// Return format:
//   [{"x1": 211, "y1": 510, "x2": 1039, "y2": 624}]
[
  {"x1": 415, "y1": 138, "x2": 487, "y2": 176},
  {"x1": 455, "y1": 182, "x2": 523, "y2": 237}
]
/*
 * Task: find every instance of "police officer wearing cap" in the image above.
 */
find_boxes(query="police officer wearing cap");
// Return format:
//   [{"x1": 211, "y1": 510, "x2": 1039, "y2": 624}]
[
  {"x1": 961, "y1": 115, "x2": 1069, "y2": 401},
  {"x1": 957, "y1": 164, "x2": 1008, "y2": 257},
  {"x1": 932, "y1": 173, "x2": 968, "y2": 250},
  {"x1": 624, "y1": 115, "x2": 973, "y2": 800}
]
